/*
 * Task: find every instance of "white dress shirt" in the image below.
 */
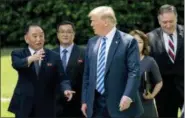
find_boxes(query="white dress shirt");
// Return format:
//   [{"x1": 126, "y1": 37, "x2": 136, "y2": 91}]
[
  {"x1": 97, "y1": 27, "x2": 116, "y2": 67},
  {"x1": 163, "y1": 31, "x2": 177, "y2": 61},
  {"x1": 28, "y1": 47, "x2": 42, "y2": 65},
  {"x1": 60, "y1": 43, "x2": 74, "y2": 65}
]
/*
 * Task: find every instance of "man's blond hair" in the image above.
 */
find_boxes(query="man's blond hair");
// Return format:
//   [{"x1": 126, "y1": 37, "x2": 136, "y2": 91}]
[{"x1": 88, "y1": 6, "x2": 117, "y2": 26}]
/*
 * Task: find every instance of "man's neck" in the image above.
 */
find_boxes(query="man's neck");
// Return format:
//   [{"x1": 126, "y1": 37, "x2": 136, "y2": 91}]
[
  {"x1": 60, "y1": 43, "x2": 73, "y2": 48},
  {"x1": 102, "y1": 26, "x2": 115, "y2": 36}
]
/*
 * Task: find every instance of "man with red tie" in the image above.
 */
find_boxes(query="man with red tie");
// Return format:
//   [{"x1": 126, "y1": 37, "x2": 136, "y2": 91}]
[{"x1": 148, "y1": 4, "x2": 184, "y2": 118}]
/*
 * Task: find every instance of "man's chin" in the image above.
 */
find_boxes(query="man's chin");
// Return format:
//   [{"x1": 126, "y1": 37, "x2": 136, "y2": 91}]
[{"x1": 163, "y1": 30, "x2": 174, "y2": 34}]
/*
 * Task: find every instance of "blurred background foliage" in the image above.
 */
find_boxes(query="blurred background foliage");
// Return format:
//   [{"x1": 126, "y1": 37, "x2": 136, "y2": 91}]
[{"x1": 0, "y1": 0, "x2": 184, "y2": 47}]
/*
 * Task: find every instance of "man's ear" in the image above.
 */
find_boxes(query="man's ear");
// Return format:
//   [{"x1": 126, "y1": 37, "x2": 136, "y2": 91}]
[
  {"x1": 57, "y1": 32, "x2": 60, "y2": 40},
  {"x1": 24, "y1": 34, "x2": 29, "y2": 44}
]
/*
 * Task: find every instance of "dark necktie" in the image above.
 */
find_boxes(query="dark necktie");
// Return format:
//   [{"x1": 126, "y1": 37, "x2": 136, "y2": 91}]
[
  {"x1": 62, "y1": 49, "x2": 68, "y2": 71},
  {"x1": 168, "y1": 34, "x2": 175, "y2": 63},
  {"x1": 96, "y1": 37, "x2": 107, "y2": 94},
  {"x1": 34, "y1": 52, "x2": 40, "y2": 75}
]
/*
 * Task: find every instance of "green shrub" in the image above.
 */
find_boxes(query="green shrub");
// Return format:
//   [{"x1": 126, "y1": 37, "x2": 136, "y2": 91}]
[{"x1": 1, "y1": 0, "x2": 183, "y2": 47}]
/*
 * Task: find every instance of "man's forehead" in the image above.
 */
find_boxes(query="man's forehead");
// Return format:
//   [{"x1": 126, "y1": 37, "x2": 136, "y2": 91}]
[
  {"x1": 59, "y1": 24, "x2": 73, "y2": 29},
  {"x1": 28, "y1": 26, "x2": 43, "y2": 33},
  {"x1": 159, "y1": 12, "x2": 176, "y2": 18}
]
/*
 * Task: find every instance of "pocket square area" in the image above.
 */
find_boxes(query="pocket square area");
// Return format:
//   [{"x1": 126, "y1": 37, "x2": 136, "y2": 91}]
[
  {"x1": 47, "y1": 63, "x2": 53, "y2": 66},
  {"x1": 78, "y1": 59, "x2": 83, "y2": 63}
]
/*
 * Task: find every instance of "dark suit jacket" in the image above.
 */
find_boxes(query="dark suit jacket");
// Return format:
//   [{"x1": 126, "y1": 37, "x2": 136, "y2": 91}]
[
  {"x1": 82, "y1": 30, "x2": 144, "y2": 118},
  {"x1": 8, "y1": 48, "x2": 71, "y2": 118},
  {"x1": 147, "y1": 25, "x2": 184, "y2": 97},
  {"x1": 53, "y1": 44, "x2": 85, "y2": 117}
]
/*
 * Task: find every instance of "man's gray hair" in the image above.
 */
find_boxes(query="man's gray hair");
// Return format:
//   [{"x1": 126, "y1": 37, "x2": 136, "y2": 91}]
[{"x1": 158, "y1": 4, "x2": 178, "y2": 17}]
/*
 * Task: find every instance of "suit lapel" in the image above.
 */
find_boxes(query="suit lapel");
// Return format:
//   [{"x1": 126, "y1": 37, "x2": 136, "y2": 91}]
[
  {"x1": 175, "y1": 25, "x2": 184, "y2": 59},
  {"x1": 55, "y1": 47, "x2": 60, "y2": 54},
  {"x1": 66, "y1": 44, "x2": 79, "y2": 74},
  {"x1": 158, "y1": 29, "x2": 168, "y2": 53},
  {"x1": 159, "y1": 29, "x2": 165, "y2": 48},
  {"x1": 105, "y1": 31, "x2": 120, "y2": 76},
  {"x1": 39, "y1": 48, "x2": 48, "y2": 76},
  {"x1": 24, "y1": 47, "x2": 38, "y2": 75}
]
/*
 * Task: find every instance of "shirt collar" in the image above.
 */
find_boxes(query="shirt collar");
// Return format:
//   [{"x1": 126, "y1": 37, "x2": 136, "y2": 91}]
[
  {"x1": 105, "y1": 27, "x2": 116, "y2": 40},
  {"x1": 60, "y1": 43, "x2": 74, "y2": 54},
  {"x1": 163, "y1": 30, "x2": 177, "y2": 37},
  {"x1": 28, "y1": 47, "x2": 44, "y2": 55}
]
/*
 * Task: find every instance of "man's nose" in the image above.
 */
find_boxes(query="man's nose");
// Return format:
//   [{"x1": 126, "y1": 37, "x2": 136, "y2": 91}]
[
  {"x1": 166, "y1": 22, "x2": 171, "y2": 28},
  {"x1": 36, "y1": 36, "x2": 42, "y2": 41}
]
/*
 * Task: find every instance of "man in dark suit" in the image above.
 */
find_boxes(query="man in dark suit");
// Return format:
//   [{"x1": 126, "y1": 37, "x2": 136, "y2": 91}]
[
  {"x1": 81, "y1": 6, "x2": 143, "y2": 118},
  {"x1": 53, "y1": 21, "x2": 85, "y2": 117},
  {"x1": 8, "y1": 24, "x2": 75, "y2": 118},
  {"x1": 148, "y1": 4, "x2": 184, "y2": 117}
]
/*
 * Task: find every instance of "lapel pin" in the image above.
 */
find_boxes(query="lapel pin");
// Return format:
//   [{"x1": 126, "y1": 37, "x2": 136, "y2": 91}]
[
  {"x1": 78, "y1": 59, "x2": 83, "y2": 63},
  {"x1": 47, "y1": 63, "x2": 52, "y2": 66}
]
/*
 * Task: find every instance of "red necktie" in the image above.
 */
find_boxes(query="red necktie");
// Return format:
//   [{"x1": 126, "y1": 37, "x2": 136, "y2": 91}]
[{"x1": 168, "y1": 34, "x2": 175, "y2": 63}]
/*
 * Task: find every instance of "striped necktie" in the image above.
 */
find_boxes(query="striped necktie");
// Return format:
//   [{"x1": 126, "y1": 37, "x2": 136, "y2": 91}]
[
  {"x1": 168, "y1": 34, "x2": 175, "y2": 63},
  {"x1": 96, "y1": 37, "x2": 107, "y2": 94}
]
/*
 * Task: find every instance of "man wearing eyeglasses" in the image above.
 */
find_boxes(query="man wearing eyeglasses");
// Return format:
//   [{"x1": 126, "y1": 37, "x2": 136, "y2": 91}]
[{"x1": 53, "y1": 21, "x2": 85, "y2": 118}]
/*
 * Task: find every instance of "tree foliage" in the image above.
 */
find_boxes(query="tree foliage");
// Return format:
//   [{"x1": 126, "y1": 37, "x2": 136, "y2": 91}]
[{"x1": 1, "y1": 0, "x2": 183, "y2": 47}]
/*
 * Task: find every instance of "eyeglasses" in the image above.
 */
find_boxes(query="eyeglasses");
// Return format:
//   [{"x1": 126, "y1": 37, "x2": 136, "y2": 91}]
[{"x1": 58, "y1": 30, "x2": 74, "y2": 34}]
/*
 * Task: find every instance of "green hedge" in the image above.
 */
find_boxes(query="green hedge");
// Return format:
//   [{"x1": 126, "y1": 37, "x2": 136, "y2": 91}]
[{"x1": 1, "y1": 0, "x2": 183, "y2": 47}]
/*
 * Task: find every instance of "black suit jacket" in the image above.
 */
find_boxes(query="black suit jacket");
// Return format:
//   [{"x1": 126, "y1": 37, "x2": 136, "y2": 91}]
[
  {"x1": 53, "y1": 44, "x2": 85, "y2": 116},
  {"x1": 148, "y1": 25, "x2": 184, "y2": 97},
  {"x1": 8, "y1": 48, "x2": 71, "y2": 117}
]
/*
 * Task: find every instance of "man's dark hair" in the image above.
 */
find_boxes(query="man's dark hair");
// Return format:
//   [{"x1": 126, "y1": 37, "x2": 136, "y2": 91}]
[
  {"x1": 24, "y1": 23, "x2": 42, "y2": 35},
  {"x1": 57, "y1": 21, "x2": 75, "y2": 32}
]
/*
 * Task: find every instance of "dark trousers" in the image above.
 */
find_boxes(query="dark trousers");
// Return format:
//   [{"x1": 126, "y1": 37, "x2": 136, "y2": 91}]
[
  {"x1": 57, "y1": 103, "x2": 82, "y2": 118},
  {"x1": 56, "y1": 94, "x2": 83, "y2": 118},
  {"x1": 92, "y1": 90, "x2": 111, "y2": 118},
  {"x1": 15, "y1": 105, "x2": 36, "y2": 118},
  {"x1": 155, "y1": 77, "x2": 183, "y2": 117}
]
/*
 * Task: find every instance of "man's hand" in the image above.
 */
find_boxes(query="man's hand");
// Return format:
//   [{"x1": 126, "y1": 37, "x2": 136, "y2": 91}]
[
  {"x1": 64, "y1": 90, "x2": 75, "y2": 101},
  {"x1": 143, "y1": 92, "x2": 154, "y2": 100},
  {"x1": 119, "y1": 96, "x2": 132, "y2": 111},
  {"x1": 27, "y1": 49, "x2": 45, "y2": 65},
  {"x1": 81, "y1": 103, "x2": 87, "y2": 117}
]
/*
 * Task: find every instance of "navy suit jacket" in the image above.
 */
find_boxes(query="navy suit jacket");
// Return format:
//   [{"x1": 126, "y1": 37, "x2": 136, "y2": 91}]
[
  {"x1": 8, "y1": 47, "x2": 71, "y2": 117},
  {"x1": 82, "y1": 30, "x2": 144, "y2": 118}
]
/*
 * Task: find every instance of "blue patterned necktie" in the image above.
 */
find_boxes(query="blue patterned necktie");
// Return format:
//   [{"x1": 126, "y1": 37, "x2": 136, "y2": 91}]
[
  {"x1": 96, "y1": 37, "x2": 107, "y2": 94},
  {"x1": 62, "y1": 49, "x2": 68, "y2": 71}
]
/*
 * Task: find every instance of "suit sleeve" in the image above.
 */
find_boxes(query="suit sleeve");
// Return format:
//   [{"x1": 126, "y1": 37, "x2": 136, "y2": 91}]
[
  {"x1": 81, "y1": 41, "x2": 90, "y2": 104},
  {"x1": 11, "y1": 50, "x2": 29, "y2": 70},
  {"x1": 147, "y1": 32, "x2": 155, "y2": 57},
  {"x1": 123, "y1": 38, "x2": 140, "y2": 101}
]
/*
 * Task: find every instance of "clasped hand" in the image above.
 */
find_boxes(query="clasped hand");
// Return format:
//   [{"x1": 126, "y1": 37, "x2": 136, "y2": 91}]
[{"x1": 64, "y1": 90, "x2": 76, "y2": 101}]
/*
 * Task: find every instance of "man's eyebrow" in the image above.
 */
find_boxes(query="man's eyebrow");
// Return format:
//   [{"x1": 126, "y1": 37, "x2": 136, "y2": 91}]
[{"x1": 31, "y1": 32, "x2": 44, "y2": 35}]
